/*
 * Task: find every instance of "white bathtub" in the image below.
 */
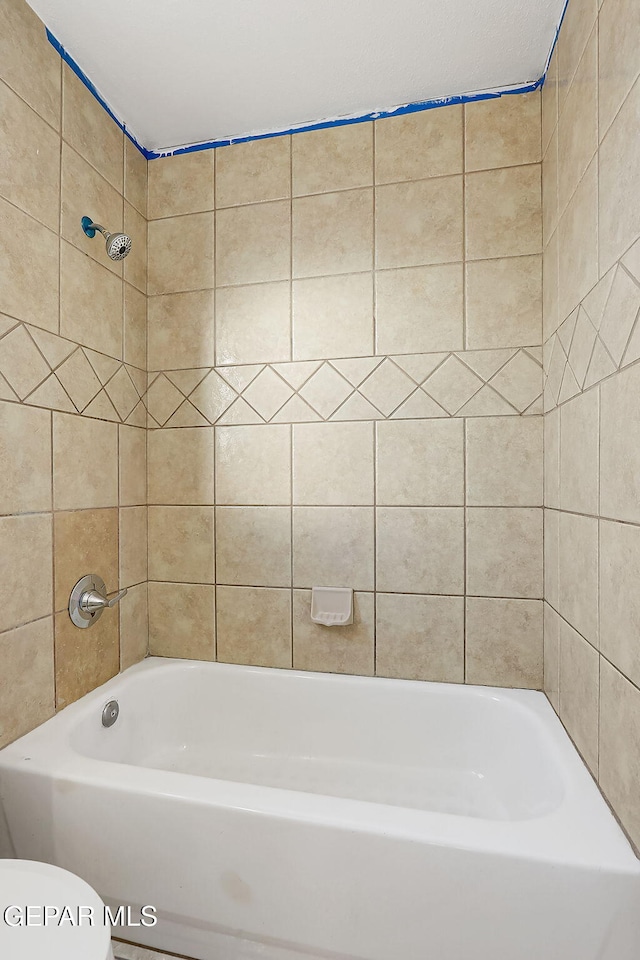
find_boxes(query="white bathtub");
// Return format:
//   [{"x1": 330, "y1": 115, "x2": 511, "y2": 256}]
[{"x1": 0, "y1": 658, "x2": 638, "y2": 960}]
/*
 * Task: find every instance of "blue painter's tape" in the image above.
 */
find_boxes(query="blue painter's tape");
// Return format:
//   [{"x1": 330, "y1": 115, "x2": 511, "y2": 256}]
[
  {"x1": 151, "y1": 78, "x2": 544, "y2": 158},
  {"x1": 45, "y1": 28, "x2": 152, "y2": 158},
  {"x1": 45, "y1": 9, "x2": 567, "y2": 161},
  {"x1": 542, "y1": 0, "x2": 571, "y2": 81}
]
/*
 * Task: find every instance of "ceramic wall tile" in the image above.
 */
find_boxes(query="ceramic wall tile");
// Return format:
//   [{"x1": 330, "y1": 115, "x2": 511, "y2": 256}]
[
  {"x1": 465, "y1": 92, "x2": 541, "y2": 171},
  {"x1": 216, "y1": 201, "x2": 290, "y2": 286},
  {"x1": 0, "y1": 0, "x2": 147, "y2": 746},
  {"x1": 294, "y1": 421, "x2": 374, "y2": 505},
  {"x1": 216, "y1": 586, "x2": 291, "y2": 668},
  {"x1": 543, "y1": 0, "x2": 640, "y2": 853},
  {"x1": 377, "y1": 419, "x2": 464, "y2": 506},
  {"x1": 293, "y1": 506, "x2": 374, "y2": 591},
  {"x1": 0, "y1": 617, "x2": 55, "y2": 748},
  {"x1": 215, "y1": 507, "x2": 290, "y2": 587},
  {"x1": 293, "y1": 189, "x2": 373, "y2": 278},
  {"x1": 599, "y1": 659, "x2": 640, "y2": 850},
  {"x1": 293, "y1": 589, "x2": 374, "y2": 676},
  {"x1": 0, "y1": 514, "x2": 52, "y2": 633},
  {"x1": 376, "y1": 176, "x2": 463, "y2": 269},
  {"x1": 54, "y1": 508, "x2": 118, "y2": 613},
  {"x1": 1, "y1": 0, "x2": 61, "y2": 129},
  {"x1": 148, "y1": 150, "x2": 214, "y2": 219},
  {"x1": 62, "y1": 65, "x2": 123, "y2": 192},
  {"x1": 0, "y1": 81, "x2": 60, "y2": 231},
  {"x1": 467, "y1": 508, "x2": 543, "y2": 599},
  {"x1": 0, "y1": 401, "x2": 51, "y2": 514},
  {"x1": 559, "y1": 618, "x2": 599, "y2": 776},
  {"x1": 466, "y1": 417, "x2": 543, "y2": 507},
  {"x1": 376, "y1": 264, "x2": 464, "y2": 354},
  {"x1": 377, "y1": 507, "x2": 464, "y2": 595},
  {"x1": 148, "y1": 582, "x2": 215, "y2": 660},
  {"x1": 216, "y1": 137, "x2": 290, "y2": 207},
  {"x1": 466, "y1": 165, "x2": 541, "y2": 260},
  {"x1": 148, "y1": 506, "x2": 214, "y2": 584},
  {"x1": 294, "y1": 124, "x2": 373, "y2": 195},
  {"x1": 465, "y1": 597, "x2": 543, "y2": 688},
  {"x1": 376, "y1": 593, "x2": 464, "y2": 683},
  {"x1": 375, "y1": 106, "x2": 462, "y2": 182}
]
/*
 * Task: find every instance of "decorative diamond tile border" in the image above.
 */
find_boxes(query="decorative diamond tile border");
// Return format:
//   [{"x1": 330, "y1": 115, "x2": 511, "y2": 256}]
[
  {"x1": 0, "y1": 320, "x2": 549, "y2": 428},
  {"x1": 145, "y1": 346, "x2": 542, "y2": 427},
  {"x1": 543, "y1": 241, "x2": 640, "y2": 412},
  {"x1": 0, "y1": 320, "x2": 147, "y2": 424}
]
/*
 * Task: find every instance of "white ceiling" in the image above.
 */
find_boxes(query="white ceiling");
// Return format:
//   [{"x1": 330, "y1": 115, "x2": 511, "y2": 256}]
[{"x1": 27, "y1": 0, "x2": 565, "y2": 154}]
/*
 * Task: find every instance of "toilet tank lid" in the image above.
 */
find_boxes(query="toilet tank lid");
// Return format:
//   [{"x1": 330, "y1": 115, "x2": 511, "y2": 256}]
[{"x1": 0, "y1": 859, "x2": 112, "y2": 960}]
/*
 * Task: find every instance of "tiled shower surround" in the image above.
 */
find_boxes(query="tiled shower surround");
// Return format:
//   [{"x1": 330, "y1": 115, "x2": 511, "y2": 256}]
[
  {"x1": 0, "y1": 0, "x2": 148, "y2": 747},
  {"x1": 0, "y1": 0, "x2": 637, "y2": 851},
  {"x1": 542, "y1": 0, "x2": 640, "y2": 849},
  {"x1": 145, "y1": 93, "x2": 545, "y2": 684}
]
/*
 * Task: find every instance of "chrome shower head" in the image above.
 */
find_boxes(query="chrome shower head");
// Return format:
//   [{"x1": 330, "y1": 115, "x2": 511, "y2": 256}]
[
  {"x1": 81, "y1": 216, "x2": 132, "y2": 261},
  {"x1": 103, "y1": 231, "x2": 132, "y2": 261}
]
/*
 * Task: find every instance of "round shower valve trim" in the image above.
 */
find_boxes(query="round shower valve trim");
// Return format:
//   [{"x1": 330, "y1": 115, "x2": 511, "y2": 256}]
[{"x1": 69, "y1": 574, "x2": 128, "y2": 629}]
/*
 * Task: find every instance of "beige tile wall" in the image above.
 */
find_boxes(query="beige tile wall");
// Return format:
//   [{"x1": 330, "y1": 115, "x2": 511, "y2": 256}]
[
  {"x1": 146, "y1": 91, "x2": 545, "y2": 691},
  {"x1": 4, "y1": 0, "x2": 638, "y2": 866},
  {"x1": 0, "y1": 0, "x2": 148, "y2": 747},
  {"x1": 1, "y1": 0, "x2": 552, "y2": 759},
  {"x1": 542, "y1": 0, "x2": 640, "y2": 848}
]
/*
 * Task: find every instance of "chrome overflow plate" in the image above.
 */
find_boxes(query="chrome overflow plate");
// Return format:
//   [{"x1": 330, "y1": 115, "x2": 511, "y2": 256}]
[
  {"x1": 69, "y1": 574, "x2": 128, "y2": 629},
  {"x1": 102, "y1": 700, "x2": 119, "y2": 728}
]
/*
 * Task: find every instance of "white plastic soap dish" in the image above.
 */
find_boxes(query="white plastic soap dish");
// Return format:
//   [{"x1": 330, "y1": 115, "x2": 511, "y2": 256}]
[{"x1": 310, "y1": 587, "x2": 353, "y2": 626}]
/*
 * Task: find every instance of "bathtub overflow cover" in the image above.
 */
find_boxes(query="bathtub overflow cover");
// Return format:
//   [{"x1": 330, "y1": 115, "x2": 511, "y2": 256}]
[{"x1": 102, "y1": 700, "x2": 119, "y2": 728}]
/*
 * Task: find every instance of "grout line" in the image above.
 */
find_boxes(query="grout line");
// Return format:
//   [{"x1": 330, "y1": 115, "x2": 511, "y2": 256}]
[
  {"x1": 188, "y1": 503, "x2": 543, "y2": 511},
  {"x1": 596, "y1": 377, "x2": 602, "y2": 773},
  {"x1": 51, "y1": 54, "x2": 63, "y2": 711},
  {"x1": 597, "y1": 652, "x2": 602, "y2": 779},
  {"x1": 372, "y1": 121, "x2": 377, "y2": 364},
  {"x1": 212, "y1": 440, "x2": 217, "y2": 663},
  {"x1": 373, "y1": 419, "x2": 377, "y2": 676},
  {"x1": 57, "y1": 57, "x2": 63, "y2": 338},
  {"x1": 288, "y1": 136, "x2": 293, "y2": 364},
  {"x1": 544, "y1": 596, "x2": 640, "y2": 699},
  {"x1": 148, "y1": 166, "x2": 543, "y2": 219},
  {"x1": 145, "y1": 252, "x2": 540, "y2": 294},
  {"x1": 143, "y1": 153, "x2": 150, "y2": 660},
  {"x1": 211, "y1": 156, "x2": 218, "y2": 663},
  {"x1": 50, "y1": 409, "x2": 57, "y2": 708},
  {"x1": 596, "y1": 59, "x2": 640, "y2": 148},
  {"x1": 152, "y1": 348, "x2": 542, "y2": 373},
  {"x1": 289, "y1": 423, "x2": 294, "y2": 667},
  {"x1": 116, "y1": 422, "x2": 122, "y2": 669},
  {"x1": 463, "y1": 417, "x2": 467, "y2": 681},
  {"x1": 544, "y1": 505, "x2": 640, "y2": 531},
  {"x1": 144, "y1": 579, "x2": 542, "y2": 602},
  {"x1": 462, "y1": 103, "x2": 467, "y2": 349}
]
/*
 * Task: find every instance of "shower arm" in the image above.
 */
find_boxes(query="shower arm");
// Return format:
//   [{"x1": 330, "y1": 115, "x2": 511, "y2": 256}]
[{"x1": 81, "y1": 218, "x2": 107, "y2": 239}]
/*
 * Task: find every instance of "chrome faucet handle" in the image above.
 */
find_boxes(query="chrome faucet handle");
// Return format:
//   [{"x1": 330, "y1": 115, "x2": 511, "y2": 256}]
[
  {"x1": 105, "y1": 588, "x2": 128, "y2": 608},
  {"x1": 79, "y1": 586, "x2": 128, "y2": 613},
  {"x1": 69, "y1": 575, "x2": 127, "y2": 629}
]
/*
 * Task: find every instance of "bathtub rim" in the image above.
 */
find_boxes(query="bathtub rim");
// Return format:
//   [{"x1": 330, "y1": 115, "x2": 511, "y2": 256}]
[{"x1": 0, "y1": 657, "x2": 638, "y2": 875}]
